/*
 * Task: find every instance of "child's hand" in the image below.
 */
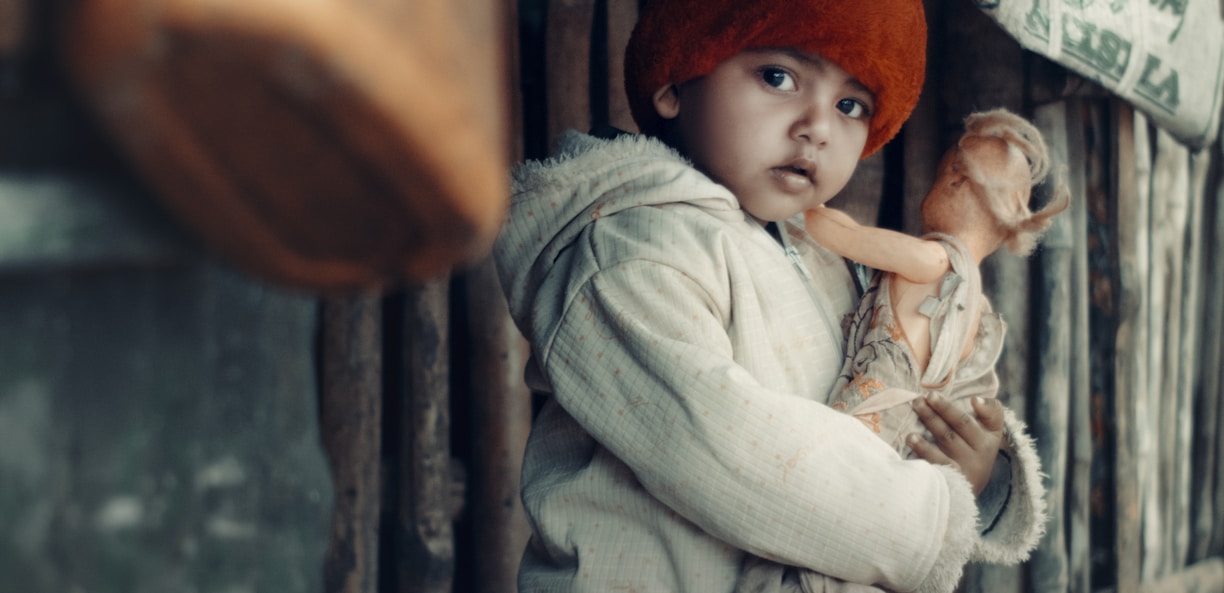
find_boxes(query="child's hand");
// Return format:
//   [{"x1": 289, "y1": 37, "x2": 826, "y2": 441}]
[{"x1": 907, "y1": 395, "x2": 1005, "y2": 495}]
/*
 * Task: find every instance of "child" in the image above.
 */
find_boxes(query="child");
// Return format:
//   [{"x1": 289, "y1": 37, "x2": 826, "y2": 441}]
[
  {"x1": 738, "y1": 109, "x2": 1063, "y2": 592},
  {"x1": 494, "y1": 1, "x2": 1043, "y2": 591}
]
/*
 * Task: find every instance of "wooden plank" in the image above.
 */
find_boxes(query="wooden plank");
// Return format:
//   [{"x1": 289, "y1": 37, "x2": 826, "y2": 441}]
[
  {"x1": 1082, "y1": 97, "x2": 1125, "y2": 592},
  {"x1": 1166, "y1": 130, "x2": 1203, "y2": 576},
  {"x1": 507, "y1": 0, "x2": 525, "y2": 164},
  {"x1": 398, "y1": 280, "x2": 459, "y2": 593},
  {"x1": 1188, "y1": 146, "x2": 1219, "y2": 563},
  {"x1": 898, "y1": 82, "x2": 938, "y2": 234},
  {"x1": 900, "y1": 0, "x2": 948, "y2": 236},
  {"x1": 460, "y1": 260, "x2": 533, "y2": 593},
  {"x1": 1138, "y1": 557, "x2": 1224, "y2": 593},
  {"x1": 1112, "y1": 100, "x2": 1142, "y2": 593},
  {"x1": 546, "y1": 0, "x2": 596, "y2": 143},
  {"x1": 0, "y1": 0, "x2": 29, "y2": 55},
  {"x1": 1063, "y1": 98, "x2": 1094, "y2": 593},
  {"x1": 605, "y1": 0, "x2": 637, "y2": 132},
  {"x1": 935, "y1": 0, "x2": 1025, "y2": 123},
  {"x1": 1192, "y1": 153, "x2": 1224, "y2": 561},
  {"x1": 451, "y1": 2, "x2": 531, "y2": 589},
  {"x1": 321, "y1": 294, "x2": 384, "y2": 593},
  {"x1": 1097, "y1": 558, "x2": 1224, "y2": 593},
  {"x1": 1029, "y1": 102, "x2": 1074, "y2": 593},
  {"x1": 1214, "y1": 176, "x2": 1224, "y2": 557},
  {"x1": 1145, "y1": 126, "x2": 1194, "y2": 581},
  {"x1": 1130, "y1": 111, "x2": 1163, "y2": 583}
]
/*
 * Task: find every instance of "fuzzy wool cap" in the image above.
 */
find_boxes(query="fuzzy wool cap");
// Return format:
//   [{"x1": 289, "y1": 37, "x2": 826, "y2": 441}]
[{"x1": 625, "y1": 0, "x2": 927, "y2": 158}]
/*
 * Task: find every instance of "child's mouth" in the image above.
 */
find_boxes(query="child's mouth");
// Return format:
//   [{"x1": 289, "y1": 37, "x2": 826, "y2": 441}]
[{"x1": 772, "y1": 163, "x2": 814, "y2": 190}]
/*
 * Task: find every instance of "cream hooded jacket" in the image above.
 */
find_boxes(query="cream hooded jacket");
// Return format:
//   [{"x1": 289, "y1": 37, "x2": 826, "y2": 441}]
[{"x1": 495, "y1": 131, "x2": 1035, "y2": 593}]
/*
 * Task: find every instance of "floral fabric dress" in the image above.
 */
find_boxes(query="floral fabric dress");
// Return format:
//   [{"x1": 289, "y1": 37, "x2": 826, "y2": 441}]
[{"x1": 827, "y1": 233, "x2": 1007, "y2": 457}]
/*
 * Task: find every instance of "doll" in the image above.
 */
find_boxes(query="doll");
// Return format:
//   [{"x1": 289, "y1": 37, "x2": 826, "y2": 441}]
[
  {"x1": 806, "y1": 108, "x2": 1070, "y2": 458},
  {"x1": 736, "y1": 108, "x2": 1065, "y2": 593}
]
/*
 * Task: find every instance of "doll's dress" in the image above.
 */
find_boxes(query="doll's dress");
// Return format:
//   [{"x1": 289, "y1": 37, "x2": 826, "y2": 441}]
[{"x1": 827, "y1": 233, "x2": 1006, "y2": 457}]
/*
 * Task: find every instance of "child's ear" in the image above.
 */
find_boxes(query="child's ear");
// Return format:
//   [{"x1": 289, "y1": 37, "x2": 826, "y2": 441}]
[{"x1": 652, "y1": 84, "x2": 680, "y2": 119}]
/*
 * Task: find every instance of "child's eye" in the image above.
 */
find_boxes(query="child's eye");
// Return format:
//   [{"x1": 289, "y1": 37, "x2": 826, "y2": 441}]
[
  {"x1": 837, "y1": 98, "x2": 870, "y2": 119},
  {"x1": 759, "y1": 67, "x2": 796, "y2": 91}
]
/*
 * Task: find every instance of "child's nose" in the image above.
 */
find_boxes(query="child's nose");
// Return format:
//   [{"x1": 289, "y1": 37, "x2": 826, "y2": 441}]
[{"x1": 790, "y1": 103, "x2": 831, "y2": 146}]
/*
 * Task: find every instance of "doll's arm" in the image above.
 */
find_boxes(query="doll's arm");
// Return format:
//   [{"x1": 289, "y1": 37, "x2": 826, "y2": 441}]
[{"x1": 804, "y1": 207, "x2": 949, "y2": 284}]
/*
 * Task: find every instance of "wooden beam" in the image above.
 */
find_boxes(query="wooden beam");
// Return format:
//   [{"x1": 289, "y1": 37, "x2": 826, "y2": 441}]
[
  {"x1": 1063, "y1": 97, "x2": 1094, "y2": 593},
  {"x1": 546, "y1": 0, "x2": 596, "y2": 142},
  {"x1": 1095, "y1": 557, "x2": 1224, "y2": 593},
  {"x1": 321, "y1": 294, "x2": 384, "y2": 593},
  {"x1": 1029, "y1": 101, "x2": 1074, "y2": 593},
  {"x1": 398, "y1": 280, "x2": 459, "y2": 593},
  {"x1": 461, "y1": 260, "x2": 533, "y2": 593},
  {"x1": 1138, "y1": 558, "x2": 1224, "y2": 593},
  {"x1": 1112, "y1": 100, "x2": 1142, "y2": 593},
  {"x1": 605, "y1": 0, "x2": 637, "y2": 132}
]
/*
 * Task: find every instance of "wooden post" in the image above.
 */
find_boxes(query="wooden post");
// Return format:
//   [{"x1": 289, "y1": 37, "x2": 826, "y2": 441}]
[
  {"x1": 898, "y1": 0, "x2": 950, "y2": 234},
  {"x1": 1146, "y1": 129, "x2": 1193, "y2": 579},
  {"x1": 605, "y1": 0, "x2": 637, "y2": 132},
  {"x1": 461, "y1": 261, "x2": 533, "y2": 592},
  {"x1": 1138, "y1": 558, "x2": 1224, "y2": 593},
  {"x1": 546, "y1": 0, "x2": 596, "y2": 142},
  {"x1": 1063, "y1": 98, "x2": 1094, "y2": 593},
  {"x1": 0, "y1": 0, "x2": 29, "y2": 56},
  {"x1": 321, "y1": 294, "x2": 384, "y2": 593},
  {"x1": 1029, "y1": 102, "x2": 1074, "y2": 593},
  {"x1": 398, "y1": 280, "x2": 459, "y2": 593},
  {"x1": 452, "y1": 0, "x2": 533, "y2": 588},
  {"x1": 1112, "y1": 100, "x2": 1142, "y2": 593},
  {"x1": 1191, "y1": 154, "x2": 1224, "y2": 561}
]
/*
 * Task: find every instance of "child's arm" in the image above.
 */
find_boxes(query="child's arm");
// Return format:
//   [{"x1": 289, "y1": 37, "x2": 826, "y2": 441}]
[{"x1": 804, "y1": 206, "x2": 949, "y2": 284}]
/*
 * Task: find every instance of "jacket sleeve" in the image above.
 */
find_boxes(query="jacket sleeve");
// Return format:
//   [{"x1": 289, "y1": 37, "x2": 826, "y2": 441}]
[
  {"x1": 539, "y1": 256, "x2": 981, "y2": 593},
  {"x1": 971, "y1": 409, "x2": 1048, "y2": 564}
]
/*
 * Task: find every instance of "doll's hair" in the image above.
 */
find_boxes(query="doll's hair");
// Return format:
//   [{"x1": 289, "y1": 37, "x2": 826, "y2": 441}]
[{"x1": 956, "y1": 109, "x2": 1070, "y2": 255}]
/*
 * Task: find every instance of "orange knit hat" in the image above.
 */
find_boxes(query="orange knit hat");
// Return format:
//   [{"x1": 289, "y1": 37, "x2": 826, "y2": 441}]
[{"x1": 625, "y1": 0, "x2": 927, "y2": 158}]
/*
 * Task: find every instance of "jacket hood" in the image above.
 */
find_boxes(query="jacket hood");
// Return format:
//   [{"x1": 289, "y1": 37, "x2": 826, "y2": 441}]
[{"x1": 493, "y1": 130, "x2": 739, "y2": 327}]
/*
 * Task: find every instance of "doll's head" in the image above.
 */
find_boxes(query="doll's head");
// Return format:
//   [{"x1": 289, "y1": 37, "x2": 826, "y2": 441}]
[
  {"x1": 623, "y1": 0, "x2": 927, "y2": 158},
  {"x1": 923, "y1": 109, "x2": 1070, "y2": 256}
]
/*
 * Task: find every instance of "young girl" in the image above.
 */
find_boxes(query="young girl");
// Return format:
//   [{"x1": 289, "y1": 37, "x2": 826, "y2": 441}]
[{"x1": 494, "y1": 2, "x2": 1042, "y2": 591}]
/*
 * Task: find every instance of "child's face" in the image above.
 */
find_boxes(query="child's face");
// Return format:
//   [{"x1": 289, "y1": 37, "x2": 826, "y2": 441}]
[{"x1": 656, "y1": 49, "x2": 874, "y2": 223}]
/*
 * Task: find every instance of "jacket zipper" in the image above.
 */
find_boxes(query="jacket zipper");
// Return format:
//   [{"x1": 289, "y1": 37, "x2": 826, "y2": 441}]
[{"x1": 779, "y1": 228, "x2": 844, "y2": 362}]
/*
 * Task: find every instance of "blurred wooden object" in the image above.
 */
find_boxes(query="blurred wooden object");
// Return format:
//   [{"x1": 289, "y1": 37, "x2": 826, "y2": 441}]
[
  {"x1": 0, "y1": 0, "x2": 30, "y2": 56},
  {"x1": 59, "y1": 0, "x2": 508, "y2": 290}
]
